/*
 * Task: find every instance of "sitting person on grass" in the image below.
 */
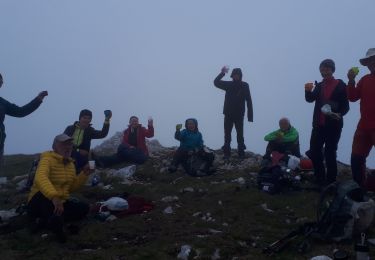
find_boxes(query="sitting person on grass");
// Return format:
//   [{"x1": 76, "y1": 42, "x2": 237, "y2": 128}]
[
  {"x1": 168, "y1": 118, "x2": 215, "y2": 176},
  {"x1": 27, "y1": 134, "x2": 93, "y2": 243},
  {"x1": 262, "y1": 117, "x2": 301, "y2": 165},
  {"x1": 94, "y1": 116, "x2": 154, "y2": 167}
]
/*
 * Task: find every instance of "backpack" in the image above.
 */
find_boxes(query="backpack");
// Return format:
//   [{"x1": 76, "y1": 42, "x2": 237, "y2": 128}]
[
  {"x1": 22, "y1": 158, "x2": 39, "y2": 192},
  {"x1": 315, "y1": 180, "x2": 375, "y2": 242},
  {"x1": 182, "y1": 154, "x2": 208, "y2": 177},
  {"x1": 257, "y1": 165, "x2": 297, "y2": 194}
]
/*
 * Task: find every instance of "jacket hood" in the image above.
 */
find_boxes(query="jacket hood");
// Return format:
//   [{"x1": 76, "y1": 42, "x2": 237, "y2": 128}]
[
  {"x1": 230, "y1": 68, "x2": 243, "y2": 81},
  {"x1": 185, "y1": 118, "x2": 198, "y2": 132}
]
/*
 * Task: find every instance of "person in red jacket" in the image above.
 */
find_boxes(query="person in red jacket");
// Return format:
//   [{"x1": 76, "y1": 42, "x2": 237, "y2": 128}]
[
  {"x1": 94, "y1": 116, "x2": 154, "y2": 167},
  {"x1": 347, "y1": 48, "x2": 375, "y2": 187}
]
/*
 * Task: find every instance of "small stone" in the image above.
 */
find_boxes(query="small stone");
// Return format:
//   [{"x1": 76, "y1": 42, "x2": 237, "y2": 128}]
[{"x1": 163, "y1": 206, "x2": 173, "y2": 214}]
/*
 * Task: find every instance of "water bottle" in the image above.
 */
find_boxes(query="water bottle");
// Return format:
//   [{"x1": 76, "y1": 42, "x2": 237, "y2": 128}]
[
  {"x1": 355, "y1": 233, "x2": 370, "y2": 260},
  {"x1": 91, "y1": 174, "x2": 100, "y2": 186}
]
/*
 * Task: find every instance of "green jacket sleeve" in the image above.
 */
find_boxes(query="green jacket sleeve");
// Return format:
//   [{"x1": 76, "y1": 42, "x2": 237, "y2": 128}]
[
  {"x1": 264, "y1": 130, "x2": 280, "y2": 142},
  {"x1": 282, "y1": 127, "x2": 299, "y2": 143}
]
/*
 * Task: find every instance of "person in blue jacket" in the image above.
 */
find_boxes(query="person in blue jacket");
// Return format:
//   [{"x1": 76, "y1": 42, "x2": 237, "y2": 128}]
[{"x1": 168, "y1": 118, "x2": 214, "y2": 175}]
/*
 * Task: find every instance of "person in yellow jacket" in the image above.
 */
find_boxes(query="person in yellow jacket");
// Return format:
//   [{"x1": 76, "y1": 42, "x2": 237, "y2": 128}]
[{"x1": 27, "y1": 133, "x2": 93, "y2": 243}]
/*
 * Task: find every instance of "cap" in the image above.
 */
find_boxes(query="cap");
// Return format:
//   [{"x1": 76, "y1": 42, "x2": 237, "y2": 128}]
[{"x1": 53, "y1": 134, "x2": 73, "y2": 143}]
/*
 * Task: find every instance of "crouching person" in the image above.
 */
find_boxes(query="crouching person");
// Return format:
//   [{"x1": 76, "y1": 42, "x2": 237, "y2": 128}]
[
  {"x1": 168, "y1": 118, "x2": 215, "y2": 176},
  {"x1": 94, "y1": 116, "x2": 154, "y2": 167},
  {"x1": 263, "y1": 117, "x2": 301, "y2": 164},
  {"x1": 27, "y1": 134, "x2": 93, "y2": 243}
]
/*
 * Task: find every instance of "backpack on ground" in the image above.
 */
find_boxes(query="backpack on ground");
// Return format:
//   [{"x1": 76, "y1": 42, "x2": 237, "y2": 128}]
[
  {"x1": 182, "y1": 150, "x2": 214, "y2": 177},
  {"x1": 257, "y1": 165, "x2": 299, "y2": 194},
  {"x1": 315, "y1": 180, "x2": 375, "y2": 242},
  {"x1": 23, "y1": 158, "x2": 39, "y2": 192}
]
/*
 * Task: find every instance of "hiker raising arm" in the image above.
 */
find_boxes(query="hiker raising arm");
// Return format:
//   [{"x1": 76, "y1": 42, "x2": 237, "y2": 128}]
[
  {"x1": 0, "y1": 73, "x2": 48, "y2": 172},
  {"x1": 214, "y1": 67, "x2": 253, "y2": 159},
  {"x1": 304, "y1": 59, "x2": 349, "y2": 186},
  {"x1": 346, "y1": 48, "x2": 375, "y2": 187},
  {"x1": 64, "y1": 109, "x2": 111, "y2": 173}
]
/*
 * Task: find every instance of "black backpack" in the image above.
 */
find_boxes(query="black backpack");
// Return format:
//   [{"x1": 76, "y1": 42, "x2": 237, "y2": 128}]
[
  {"x1": 257, "y1": 165, "x2": 300, "y2": 194},
  {"x1": 23, "y1": 158, "x2": 39, "y2": 192},
  {"x1": 182, "y1": 154, "x2": 208, "y2": 177}
]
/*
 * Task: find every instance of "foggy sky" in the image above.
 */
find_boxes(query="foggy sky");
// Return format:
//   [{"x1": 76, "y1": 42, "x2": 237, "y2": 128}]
[{"x1": 0, "y1": 0, "x2": 374, "y2": 167}]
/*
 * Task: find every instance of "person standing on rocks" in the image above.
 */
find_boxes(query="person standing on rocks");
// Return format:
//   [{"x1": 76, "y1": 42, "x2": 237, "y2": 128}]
[
  {"x1": 347, "y1": 48, "x2": 375, "y2": 187},
  {"x1": 64, "y1": 109, "x2": 111, "y2": 173},
  {"x1": 0, "y1": 72, "x2": 48, "y2": 172},
  {"x1": 305, "y1": 59, "x2": 349, "y2": 186},
  {"x1": 214, "y1": 66, "x2": 253, "y2": 159}
]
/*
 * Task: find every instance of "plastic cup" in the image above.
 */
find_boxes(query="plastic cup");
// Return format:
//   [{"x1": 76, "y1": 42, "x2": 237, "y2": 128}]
[
  {"x1": 89, "y1": 160, "x2": 96, "y2": 170},
  {"x1": 305, "y1": 82, "x2": 314, "y2": 91}
]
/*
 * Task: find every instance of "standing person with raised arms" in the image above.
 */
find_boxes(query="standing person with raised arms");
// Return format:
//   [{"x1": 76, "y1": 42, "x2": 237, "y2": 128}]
[
  {"x1": 214, "y1": 66, "x2": 253, "y2": 159},
  {"x1": 0, "y1": 72, "x2": 48, "y2": 173}
]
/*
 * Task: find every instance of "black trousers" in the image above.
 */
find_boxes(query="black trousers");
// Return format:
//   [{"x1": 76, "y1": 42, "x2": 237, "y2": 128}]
[
  {"x1": 224, "y1": 115, "x2": 245, "y2": 151},
  {"x1": 27, "y1": 192, "x2": 89, "y2": 232},
  {"x1": 309, "y1": 126, "x2": 342, "y2": 184}
]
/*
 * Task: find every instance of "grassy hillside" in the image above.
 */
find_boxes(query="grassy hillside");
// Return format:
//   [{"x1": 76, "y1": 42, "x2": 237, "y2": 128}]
[{"x1": 0, "y1": 153, "x2": 374, "y2": 260}]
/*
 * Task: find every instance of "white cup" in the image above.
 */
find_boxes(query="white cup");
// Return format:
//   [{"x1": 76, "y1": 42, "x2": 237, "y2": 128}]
[{"x1": 89, "y1": 160, "x2": 96, "y2": 170}]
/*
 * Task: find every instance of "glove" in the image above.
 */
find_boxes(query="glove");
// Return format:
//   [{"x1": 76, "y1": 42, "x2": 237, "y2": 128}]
[
  {"x1": 176, "y1": 124, "x2": 182, "y2": 131},
  {"x1": 104, "y1": 110, "x2": 112, "y2": 120}
]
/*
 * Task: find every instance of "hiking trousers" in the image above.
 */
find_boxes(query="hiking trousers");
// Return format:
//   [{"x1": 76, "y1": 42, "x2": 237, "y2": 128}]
[
  {"x1": 27, "y1": 192, "x2": 89, "y2": 233},
  {"x1": 309, "y1": 125, "x2": 342, "y2": 184},
  {"x1": 351, "y1": 128, "x2": 375, "y2": 186},
  {"x1": 223, "y1": 115, "x2": 245, "y2": 153}
]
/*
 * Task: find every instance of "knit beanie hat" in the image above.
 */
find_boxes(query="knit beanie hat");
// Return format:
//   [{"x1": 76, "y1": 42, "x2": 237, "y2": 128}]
[
  {"x1": 319, "y1": 59, "x2": 335, "y2": 73},
  {"x1": 79, "y1": 109, "x2": 92, "y2": 119}
]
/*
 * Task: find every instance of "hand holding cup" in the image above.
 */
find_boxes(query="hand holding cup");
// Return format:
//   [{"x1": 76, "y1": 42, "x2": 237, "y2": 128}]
[
  {"x1": 304, "y1": 82, "x2": 314, "y2": 92},
  {"x1": 176, "y1": 124, "x2": 183, "y2": 131}
]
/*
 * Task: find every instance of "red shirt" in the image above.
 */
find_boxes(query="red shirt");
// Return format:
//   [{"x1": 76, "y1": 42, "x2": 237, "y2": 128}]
[
  {"x1": 347, "y1": 73, "x2": 375, "y2": 130},
  {"x1": 319, "y1": 77, "x2": 339, "y2": 126}
]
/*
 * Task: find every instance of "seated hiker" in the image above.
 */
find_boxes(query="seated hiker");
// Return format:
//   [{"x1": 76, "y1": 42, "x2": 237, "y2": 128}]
[
  {"x1": 168, "y1": 118, "x2": 215, "y2": 175},
  {"x1": 27, "y1": 134, "x2": 93, "y2": 243},
  {"x1": 263, "y1": 118, "x2": 301, "y2": 162},
  {"x1": 64, "y1": 109, "x2": 111, "y2": 173},
  {"x1": 94, "y1": 116, "x2": 154, "y2": 167}
]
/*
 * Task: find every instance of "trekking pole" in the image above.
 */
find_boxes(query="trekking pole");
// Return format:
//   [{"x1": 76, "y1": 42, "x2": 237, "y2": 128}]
[{"x1": 262, "y1": 228, "x2": 301, "y2": 255}]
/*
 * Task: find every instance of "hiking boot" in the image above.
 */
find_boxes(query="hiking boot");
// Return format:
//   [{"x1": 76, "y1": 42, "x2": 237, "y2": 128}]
[
  {"x1": 238, "y1": 150, "x2": 245, "y2": 159},
  {"x1": 222, "y1": 144, "x2": 231, "y2": 160}
]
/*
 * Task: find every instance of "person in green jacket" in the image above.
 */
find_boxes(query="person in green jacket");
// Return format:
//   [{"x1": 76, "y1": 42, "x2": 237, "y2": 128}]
[{"x1": 263, "y1": 117, "x2": 301, "y2": 161}]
